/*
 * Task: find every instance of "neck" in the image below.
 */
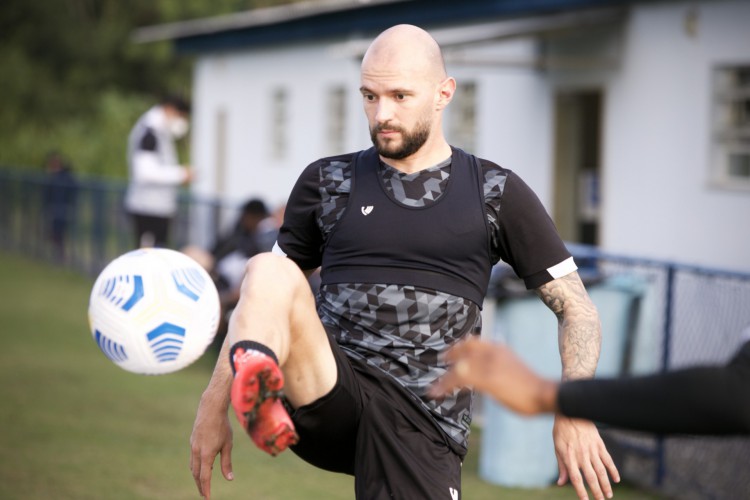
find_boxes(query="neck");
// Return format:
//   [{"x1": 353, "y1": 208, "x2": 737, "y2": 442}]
[{"x1": 379, "y1": 137, "x2": 452, "y2": 175}]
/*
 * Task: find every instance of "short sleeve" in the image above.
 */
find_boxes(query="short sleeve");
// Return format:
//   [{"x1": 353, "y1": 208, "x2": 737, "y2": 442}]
[
  {"x1": 495, "y1": 171, "x2": 575, "y2": 289},
  {"x1": 275, "y1": 161, "x2": 325, "y2": 270}
]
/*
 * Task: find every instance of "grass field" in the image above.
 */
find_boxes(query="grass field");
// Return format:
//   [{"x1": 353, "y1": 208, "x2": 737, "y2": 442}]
[{"x1": 0, "y1": 251, "x2": 661, "y2": 499}]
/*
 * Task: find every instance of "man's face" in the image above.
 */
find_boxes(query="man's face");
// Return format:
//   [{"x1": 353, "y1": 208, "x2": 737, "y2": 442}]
[
  {"x1": 360, "y1": 64, "x2": 437, "y2": 160},
  {"x1": 368, "y1": 110, "x2": 432, "y2": 160}
]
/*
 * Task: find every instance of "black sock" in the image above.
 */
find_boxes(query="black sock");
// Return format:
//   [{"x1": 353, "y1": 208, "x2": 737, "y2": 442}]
[{"x1": 229, "y1": 340, "x2": 279, "y2": 375}]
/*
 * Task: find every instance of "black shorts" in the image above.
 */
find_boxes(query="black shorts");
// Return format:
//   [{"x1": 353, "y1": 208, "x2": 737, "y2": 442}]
[{"x1": 289, "y1": 329, "x2": 464, "y2": 500}]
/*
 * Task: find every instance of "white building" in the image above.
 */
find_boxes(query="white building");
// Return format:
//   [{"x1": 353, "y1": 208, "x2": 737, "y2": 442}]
[{"x1": 136, "y1": 0, "x2": 750, "y2": 272}]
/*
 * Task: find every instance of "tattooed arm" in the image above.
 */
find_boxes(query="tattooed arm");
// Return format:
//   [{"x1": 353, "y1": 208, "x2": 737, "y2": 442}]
[
  {"x1": 535, "y1": 271, "x2": 601, "y2": 380},
  {"x1": 535, "y1": 271, "x2": 620, "y2": 500}
]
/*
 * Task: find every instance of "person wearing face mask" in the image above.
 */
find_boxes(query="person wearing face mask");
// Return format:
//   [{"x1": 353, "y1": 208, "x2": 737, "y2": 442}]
[{"x1": 124, "y1": 95, "x2": 193, "y2": 248}]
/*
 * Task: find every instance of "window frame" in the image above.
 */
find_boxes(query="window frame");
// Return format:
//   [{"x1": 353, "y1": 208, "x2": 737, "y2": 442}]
[{"x1": 710, "y1": 64, "x2": 750, "y2": 191}]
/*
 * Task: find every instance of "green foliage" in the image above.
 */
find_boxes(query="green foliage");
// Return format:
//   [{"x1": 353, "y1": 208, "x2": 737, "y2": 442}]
[
  {"x1": 1, "y1": 91, "x2": 154, "y2": 177},
  {"x1": 0, "y1": 0, "x2": 302, "y2": 176}
]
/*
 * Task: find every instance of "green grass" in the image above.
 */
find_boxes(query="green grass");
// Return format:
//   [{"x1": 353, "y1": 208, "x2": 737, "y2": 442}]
[{"x1": 0, "y1": 252, "x2": 661, "y2": 499}]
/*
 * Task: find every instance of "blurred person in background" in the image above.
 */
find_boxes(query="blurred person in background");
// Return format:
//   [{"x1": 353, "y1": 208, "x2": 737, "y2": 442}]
[
  {"x1": 211, "y1": 198, "x2": 270, "y2": 288},
  {"x1": 255, "y1": 203, "x2": 286, "y2": 254},
  {"x1": 210, "y1": 198, "x2": 270, "y2": 345},
  {"x1": 432, "y1": 337, "x2": 750, "y2": 436},
  {"x1": 183, "y1": 198, "x2": 279, "y2": 353},
  {"x1": 124, "y1": 95, "x2": 192, "y2": 248},
  {"x1": 43, "y1": 151, "x2": 78, "y2": 263}
]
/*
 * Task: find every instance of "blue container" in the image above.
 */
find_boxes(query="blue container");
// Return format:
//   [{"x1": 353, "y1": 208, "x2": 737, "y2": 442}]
[{"x1": 479, "y1": 277, "x2": 648, "y2": 487}]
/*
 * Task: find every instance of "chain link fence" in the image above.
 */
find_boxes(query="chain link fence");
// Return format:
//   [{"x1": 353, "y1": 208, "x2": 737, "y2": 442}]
[
  {"x1": 0, "y1": 167, "x2": 233, "y2": 277},
  {"x1": 567, "y1": 246, "x2": 750, "y2": 500}
]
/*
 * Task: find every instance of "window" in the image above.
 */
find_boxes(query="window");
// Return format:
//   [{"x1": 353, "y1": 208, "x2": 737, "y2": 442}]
[
  {"x1": 271, "y1": 87, "x2": 288, "y2": 160},
  {"x1": 449, "y1": 81, "x2": 477, "y2": 152},
  {"x1": 712, "y1": 66, "x2": 750, "y2": 189},
  {"x1": 326, "y1": 86, "x2": 347, "y2": 155}
]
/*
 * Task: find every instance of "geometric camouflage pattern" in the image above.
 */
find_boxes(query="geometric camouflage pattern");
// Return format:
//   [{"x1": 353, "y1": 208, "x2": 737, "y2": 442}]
[
  {"x1": 317, "y1": 282, "x2": 481, "y2": 447},
  {"x1": 315, "y1": 156, "x2": 507, "y2": 449}
]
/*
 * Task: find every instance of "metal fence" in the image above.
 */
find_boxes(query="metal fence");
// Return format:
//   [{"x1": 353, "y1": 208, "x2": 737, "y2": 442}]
[
  {"x1": 0, "y1": 167, "x2": 233, "y2": 277},
  {"x1": 565, "y1": 246, "x2": 750, "y2": 500},
  {"x1": 2, "y1": 167, "x2": 749, "y2": 499}
]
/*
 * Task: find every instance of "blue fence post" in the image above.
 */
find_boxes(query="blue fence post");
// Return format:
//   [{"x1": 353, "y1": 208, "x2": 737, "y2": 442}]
[
  {"x1": 655, "y1": 264, "x2": 676, "y2": 486},
  {"x1": 91, "y1": 182, "x2": 107, "y2": 274}
]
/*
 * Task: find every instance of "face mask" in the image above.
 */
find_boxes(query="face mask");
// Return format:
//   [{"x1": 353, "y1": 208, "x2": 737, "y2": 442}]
[{"x1": 169, "y1": 116, "x2": 189, "y2": 139}]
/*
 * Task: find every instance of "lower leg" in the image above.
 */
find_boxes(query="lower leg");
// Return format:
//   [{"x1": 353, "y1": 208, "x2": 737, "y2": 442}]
[
  {"x1": 226, "y1": 252, "x2": 309, "y2": 366},
  {"x1": 226, "y1": 253, "x2": 336, "y2": 454}
]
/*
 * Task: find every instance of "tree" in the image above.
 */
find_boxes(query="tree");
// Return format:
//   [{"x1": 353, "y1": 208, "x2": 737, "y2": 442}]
[{"x1": 0, "y1": 0, "x2": 297, "y2": 176}]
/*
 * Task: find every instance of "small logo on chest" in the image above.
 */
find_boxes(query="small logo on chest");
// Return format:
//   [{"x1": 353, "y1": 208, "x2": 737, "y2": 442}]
[{"x1": 361, "y1": 205, "x2": 374, "y2": 216}]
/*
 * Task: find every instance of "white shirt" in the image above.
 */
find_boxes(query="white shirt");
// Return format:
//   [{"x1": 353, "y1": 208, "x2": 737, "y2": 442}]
[{"x1": 124, "y1": 106, "x2": 188, "y2": 217}]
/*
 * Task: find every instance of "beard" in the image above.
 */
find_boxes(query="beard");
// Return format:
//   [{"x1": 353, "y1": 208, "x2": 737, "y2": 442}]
[{"x1": 370, "y1": 116, "x2": 431, "y2": 160}]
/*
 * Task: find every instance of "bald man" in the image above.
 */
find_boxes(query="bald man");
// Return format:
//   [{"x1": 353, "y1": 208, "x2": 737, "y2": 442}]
[{"x1": 190, "y1": 24, "x2": 618, "y2": 500}]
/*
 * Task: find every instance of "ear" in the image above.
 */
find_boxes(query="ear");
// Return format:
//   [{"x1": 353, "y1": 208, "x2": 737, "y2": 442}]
[{"x1": 435, "y1": 77, "x2": 456, "y2": 111}]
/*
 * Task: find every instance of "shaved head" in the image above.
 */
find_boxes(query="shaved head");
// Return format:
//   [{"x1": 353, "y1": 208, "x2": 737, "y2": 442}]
[
  {"x1": 359, "y1": 24, "x2": 455, "y2": 170},
  {"x1": 361, "y1": 24, "x2": 446, "y2": 83}
]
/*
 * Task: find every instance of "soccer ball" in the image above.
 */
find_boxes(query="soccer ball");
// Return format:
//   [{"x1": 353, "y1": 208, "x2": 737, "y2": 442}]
[{"x1": 88, "y1": 248, "x2": 221, "y2": 375}]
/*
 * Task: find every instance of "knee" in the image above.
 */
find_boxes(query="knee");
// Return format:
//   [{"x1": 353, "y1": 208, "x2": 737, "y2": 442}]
[{"x1": 244, "y1": 252, "x2": 308, "y2": 290}]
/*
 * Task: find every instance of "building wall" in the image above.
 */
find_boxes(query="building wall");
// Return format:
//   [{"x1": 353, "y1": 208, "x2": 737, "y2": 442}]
[
  {"x1": 191, "y1": 41, "x2": 367, "y2": 214},
  {"x1": 188, "y1": 0, "x2": 750, "y2": 271},
  {"x1": 449, "y1": 38, "x2": 555, "y2": 209},
  {"x1": 604, "y1": 0, "x2": 750, "y2": 271}
]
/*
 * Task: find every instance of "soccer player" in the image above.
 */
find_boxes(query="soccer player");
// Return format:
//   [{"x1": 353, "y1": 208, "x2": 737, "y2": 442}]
[
  {"x1": 190, "y1": 24, "x2": 619, "y2": 500},
  {"x1": 433, "y1": 337, "x2": 750, "y2": 436}
]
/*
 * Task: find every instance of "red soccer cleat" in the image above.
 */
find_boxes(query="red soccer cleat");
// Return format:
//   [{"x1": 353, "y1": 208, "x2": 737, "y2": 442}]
[{"x1": 230, "y1": 348, "x2": 299, "y2": 456}]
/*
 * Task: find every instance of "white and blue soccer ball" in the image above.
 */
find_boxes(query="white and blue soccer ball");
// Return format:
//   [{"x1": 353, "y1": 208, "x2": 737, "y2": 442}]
[{"x1": 88, "y1": 248, "x2": 221, "y2": 375}]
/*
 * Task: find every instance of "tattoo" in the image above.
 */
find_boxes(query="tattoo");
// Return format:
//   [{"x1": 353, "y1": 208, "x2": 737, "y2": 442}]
[{"x1": 535, "y1": 271, "x2": 601, "y2": 380}]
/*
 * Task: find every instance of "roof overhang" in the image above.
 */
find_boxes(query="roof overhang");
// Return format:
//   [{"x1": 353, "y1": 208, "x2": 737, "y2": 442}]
[
  {"x1": 329, "y1": 6, "x2": 625, "y2": 58},
  {"x1": 132, "y1": 0, "x2": 403, "y2": 45},
  {"x1": 132, "y1": 0, "x2": 630, "y2": 54}
]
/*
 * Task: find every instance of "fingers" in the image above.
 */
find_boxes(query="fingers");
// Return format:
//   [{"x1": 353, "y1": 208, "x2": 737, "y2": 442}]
[
  {"x1": 554, "y1": 419, "x2": 619, "y2": 500},
  {"x1": 430, "y1": 368, "x2": 461, "y2": 397},
  {"x1": 191, "y1": 442, "x2": 218, "y2": 499},
  {"x1": 590, "y1": 455, "x2": 614, "y2": 499},
  {"x1": 430, "y1": 340, "x2": 481, "y2": 397},
  {"x1": 596, "y1": 443, "x2": 620, "y2": 488},
  {"x1": 443, "y1": 337, "x2": 474, "y2": 363},
  {"x1": 580, "y1": 440, "x2": 619, "y2": 500},
  {"x1": 199, "y1": 451, "x2": 214, "y2": 499},
  {"x1": 220, "y1": 440, "x2": 234, "y2": 481},
  {"x1": 600, "y1": 443, "x2": 621, "y2": 485},
  {"x1": 562, "y1": 447, "x2": 590, "y2": 500},
  {"x1": 567, "y1": 453, "x2": 613, "y2": 500},
  {"x1": 190, "y1": 445, "x2": 204, "y2": 497},
  {"x1": 578, "y1": 452, "x2": 605, "y2": 500},
  {"x1": 556, "y1": 458, "x2": 569, "y2": 486}
]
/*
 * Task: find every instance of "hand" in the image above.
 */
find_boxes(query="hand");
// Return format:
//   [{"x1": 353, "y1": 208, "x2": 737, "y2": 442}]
[
  {"x1": 552, "y1": 416, "x2": 620, "y2": 500},
  {"x1": 183, "y1": 167, "x2": 195, "y2": 185},
  {"x1": 190, "y1": 396, "x2": 234, "y2": 499},
  {"x1": 431, "y1": 338, "x2": 557, "y2": 415}
]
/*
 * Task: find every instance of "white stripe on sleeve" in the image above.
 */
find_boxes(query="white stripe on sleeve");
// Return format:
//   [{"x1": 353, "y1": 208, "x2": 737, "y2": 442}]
[
  {"x1": 271, "y1": 242, "x2": 287, "y2": 257},
  {"x1": 548, "y1": 256, "x2": 577, "y2": 279}
]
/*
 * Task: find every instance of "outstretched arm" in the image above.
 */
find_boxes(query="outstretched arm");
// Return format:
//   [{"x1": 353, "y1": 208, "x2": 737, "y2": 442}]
[
  {"x1": 535, "y1": 271, "x2": 620, "y2": 500},
  {"x1": 433, "y1": 339, "x2": 750, "y2": 435},
  {"x1": 560, "y1": 340, "x2": 750, "y2": 435},
  {"x1": 190, "y1": 336, "x2": 235, "y2": 500}
]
